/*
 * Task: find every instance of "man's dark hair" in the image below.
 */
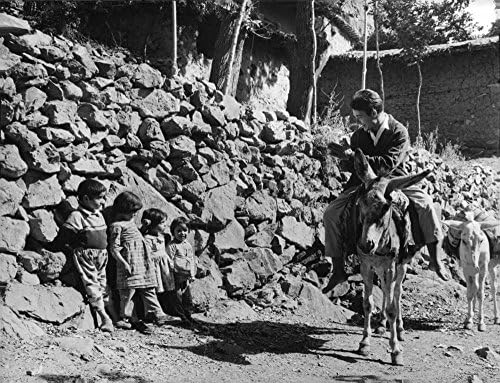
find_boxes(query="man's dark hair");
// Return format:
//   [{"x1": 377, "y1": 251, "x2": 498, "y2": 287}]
[
  {"x1": 77, "y1": 179, "x2": 106, "y2": 200},
  {"x1": 350, "y1": 89, "x2": 384, "y2": 115}
]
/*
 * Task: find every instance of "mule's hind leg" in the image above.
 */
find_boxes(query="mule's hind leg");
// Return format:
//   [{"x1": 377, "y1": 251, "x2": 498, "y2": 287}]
[
  {"x1": 394, "y1": 263, "x2": 407, "y2": 341},
  {"x1": 490, "y1": 264, "x2": 499, "y2": 325},
  {"x1": 477, "y1": 269, "x2": 487, "y2": 332},
  {"x1": 358, "y1": 263, "x2": 374, "y2": 356}
]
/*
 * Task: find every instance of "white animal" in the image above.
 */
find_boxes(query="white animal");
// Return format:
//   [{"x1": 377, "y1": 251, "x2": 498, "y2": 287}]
[{"x1": 444, "y1": 213, "x2": 500, "y2": 331}]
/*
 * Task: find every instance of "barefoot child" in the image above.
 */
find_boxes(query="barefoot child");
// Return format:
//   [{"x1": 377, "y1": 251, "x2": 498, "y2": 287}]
[
  {"x1": 52, "y1": 179, "x2": 114, "y2": 332},
  {"x1": 108, "y1": 192, "x2": 171, "y2": 330},
  {"x1": 141, "y1": 209, "x2": 176, "y2": 314},
  {"x1": 167, "y1": 217, "x2": 197, "y2": 325}
]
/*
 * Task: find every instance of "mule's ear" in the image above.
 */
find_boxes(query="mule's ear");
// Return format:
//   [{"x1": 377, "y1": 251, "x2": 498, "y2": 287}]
[
  {"x1": 384, "y1": 168, "x2": 432, "y2": 197},
  {"x1": 354, "y1": 148, "x2": 376, "y2": 185},
  {"x1": 442, "y1": 220, "x2": 464, "y2": 231},
  {"x1": 480, "y1": 221, "x2": 500, "y2": 230}
]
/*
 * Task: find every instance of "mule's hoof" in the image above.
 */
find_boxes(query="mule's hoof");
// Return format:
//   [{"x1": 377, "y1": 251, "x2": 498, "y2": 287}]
[
  {"x1": 478, "y1": 323, "x2": 486, "y2": 332},
  {"x1": 391, "y1": 351, "x2": 404, "y2": 366},
  {"x1": 375, "y1": 326, "x2": 386, "y2": 335},
  {"x1": 397, "y1": 329, "x2": 405, "y2": 342},
  {"x1": 464, "y1": 322, "x2": 473, "y2": 330},
  {"x1": 358, "y1": 344, "x2": 370, "y2": 356},
  {"x1": 494, "y1": 317, "x2": 500, "y2": 325}
]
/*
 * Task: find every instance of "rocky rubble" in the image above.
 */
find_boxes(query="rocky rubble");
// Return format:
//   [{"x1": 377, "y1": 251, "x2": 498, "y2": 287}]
[{"x1": 0, "y1": 14, "x2": 498, "y2": 338}]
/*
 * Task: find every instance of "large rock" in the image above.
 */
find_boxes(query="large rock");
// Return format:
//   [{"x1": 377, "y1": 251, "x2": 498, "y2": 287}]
[
  {"x1": 72, "y1": 45, "x2": 98, "y2": 76},
  {"x1": 241, "y1": 247, "x2": 283, "y2": 281},
  {"x1": 138, "y1": 117, "x2": 164, "y2": 144},
  {"x1": 296, "y1": 282, "x2": 354, "y2": 323},
  {"x1": 208, "y1": 161, "x2": 231, "y2": 186},
  {"x1": 222, "y1": 259, "x2": 257, "y2": 296},
  {"x1": 25, "y1": 142, "x2": 61, "y2": 173},
  {"x1": 222, "y1": 94, "x2": 241, "y2": 121},
  {"x1": 246, "y1": 223, "x2": 276, "y2": 248},
  {"x1": 77, "y1": 103, "x2": 108, "y2": 129},
  {"x1": 0, "y1": 252, "x2": 18, "y2": 283},
  {"x1": 18, "y1": 250, "x2": 42, "y2": 272},
  {"x1": 132, "y1": 63, "x2": 163, "y2": 88},
  {"x1": 0, "y1": 14, "x2": 31, "y2": 36},
  {"x1": 0, "y1": 217, "x2": 29, "y2": 253},
  {"x1": 23, "y1": 86, "x2": 47, "y2": 113},
  {"x1": 168, "y1": 135, "x2": 196, "y2": 158},
  {"x1": 279, "y1": 216, "x2": 315, "y2": 249},
  {"x1": 5, "y1": 283, "x2": 85, "y2": 324},
  {"x1": 201, "y1": 182, "x2": 237, "y2": 227},
  {"x1": 261, "y1": 121, "x2": 286, "y2": 144},
  {"x1": 37, "y1": 249, "x2": 66, "y2": 282},
  {"x1": 202, "y1": 300, "x2": 258, "y2": 323},
  {"x1": 0, "y1": 178, "x2": 24, "y2": 216},
  {"x1": 5, "y1": 122, "x2": 41, "y2": 153},
  {"x1": 190, "y1": 275, "x2": 226, "y2": 312},
  {"x1": 132, "y1": 89, "x2": 180, "y2": 119},
  {"x1": 0, "y1": 144, "x2": 28, "y2": 178},
  {"x1": 0, "y1": 40, "x2": 21, "y2": 74},
  {"x1": 9, "y1": 62, "x2": 48, "y2": 88},
  {"x1": 44, "y1": 100, "x2": 77, "y2": 125},
  {"x1": 29, "y1": 209, "x2": 58, "y2": 242},
  {"x1": 243, "y1": 190, "x2": 277, "y2": 222},
  {"x1": 0, "y1": 76, "x2": 16, "y2": 97},
  {"x1": 23, "y1": 173, "x2": 63, "y2": 209},
  {"x1": 69, "y1": 158, "x2": 107, "y2": 176},
  {"x1": 161, "y1": 115, "x2": 192, "y2": 138},
  {"x1": 213, "y1": 219, "x2": 246, "y2": 253},
  {"x1": 0, "y1": 305, "x2": 45, "y2": 340},
  {"x1": 5, "y1": 30, "x2": 51, "y2": 56}
]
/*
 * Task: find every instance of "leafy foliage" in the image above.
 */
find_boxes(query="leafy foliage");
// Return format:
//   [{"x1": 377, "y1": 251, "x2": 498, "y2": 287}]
[{"x1": 369, "y1": 0, "x2": 479, "y2": 60}]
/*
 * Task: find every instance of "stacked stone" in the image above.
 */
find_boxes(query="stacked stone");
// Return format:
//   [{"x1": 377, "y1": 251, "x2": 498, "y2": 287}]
[{"x1": 0, "y1": 22, "x2": 345, "y2": 335}]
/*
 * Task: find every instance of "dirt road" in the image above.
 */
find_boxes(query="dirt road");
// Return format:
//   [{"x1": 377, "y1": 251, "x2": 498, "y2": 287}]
[{"x1": 2, "y1": 271, "x2": 500, "y2": 383}]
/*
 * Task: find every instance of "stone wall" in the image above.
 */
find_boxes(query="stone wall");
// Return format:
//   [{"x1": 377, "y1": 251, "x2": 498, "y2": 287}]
[{"x1": 318, "y1": 38, "x2": 500, "y2": 150}]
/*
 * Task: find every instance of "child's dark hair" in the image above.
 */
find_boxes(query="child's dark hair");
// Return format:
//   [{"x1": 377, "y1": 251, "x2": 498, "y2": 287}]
[
  {"x1": 77, "y1": 179, "x2": 106, "y2": 201},
  {"x1": 112, "y1": 191, "x2": 143, "y2": 217},
  {"x1": 350, "y1": 89, "x2": 384, "y2": 115},
  {"x1": 170, "y1": 216, "x2": 190, "y2": 235},
  {"x1": 141, "y1": 208, "x2": 168, "y2": 235}
]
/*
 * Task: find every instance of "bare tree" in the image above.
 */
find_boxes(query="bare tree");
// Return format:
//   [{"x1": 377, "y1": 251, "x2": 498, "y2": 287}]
[{"x1": 172, "y1": 0, "x2": 178, "y2": 76}]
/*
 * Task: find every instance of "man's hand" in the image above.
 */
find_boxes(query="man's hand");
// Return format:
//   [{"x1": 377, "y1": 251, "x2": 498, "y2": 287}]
[
  {"x1": 123, "y1": 262, "x2": 132, "y2": 276},
  {"x1": 328, "y1": 142, "x2": 353, "y2": 160}
]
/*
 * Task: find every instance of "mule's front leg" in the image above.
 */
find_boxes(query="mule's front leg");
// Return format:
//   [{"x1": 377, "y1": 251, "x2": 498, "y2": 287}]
[
  {"x1": 394, "y1": 264, "x2": 407, "y2": 341},
  {"x1": 490, "y1": 265, "x2": 499, "y2": 325},
  {"x1": 385, "y1": 269, "x2": 403, "y2": 366},
  {"x1": 375, "y1": 276, "x2": 387, "y2": 335},
  {"x1": 477, "y1": 270, "x2": 487, "y2": 331},
  {"x1": 464, "y1": 273, "x2": 478, "y2": 330},
  {"x1": 359, "y1": 263, "x2": 374, "y2": 356}
]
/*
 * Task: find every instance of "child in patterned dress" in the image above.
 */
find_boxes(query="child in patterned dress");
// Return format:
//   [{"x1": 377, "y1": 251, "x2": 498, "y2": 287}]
[
  {"x1": 108, "y1": 192, "x2": 171, "y2": 331},
  {"x1": 140, "y1": 208, "x2": 176, "y2": 314},
  {"x1": 167, "y1": 217, "x2": 197, "y2": 325}
]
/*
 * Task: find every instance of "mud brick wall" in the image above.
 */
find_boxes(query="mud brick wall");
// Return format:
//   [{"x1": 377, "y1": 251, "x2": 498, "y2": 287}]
[{"x1": 318, "y1": 39, "x2": 500, "y2": 150}]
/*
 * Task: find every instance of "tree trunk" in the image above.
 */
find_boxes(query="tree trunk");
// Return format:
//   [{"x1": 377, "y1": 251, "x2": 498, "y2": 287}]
[
  {"x1": 361, "y1": 0, "x2": 368, "y2": 89},
  {"x1": 209, "y1": 0, "x2": 249, "y2": 96},
  {"x1": 287, "y1": 0, "x2": 316, "y2": 125},
  {"x1": 416, "y1": 62, "x2": 422, "y2": 138},
  {"x1": 374, "y1": 0, "x2": 385, "y2": 102},
  {"x1": 171, "y1": 0, "x2": 178, "y2": 76}
]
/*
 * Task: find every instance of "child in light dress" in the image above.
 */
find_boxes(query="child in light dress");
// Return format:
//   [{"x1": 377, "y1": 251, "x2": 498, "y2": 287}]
[
  {"x1": 141, "y1": 208, "x2": 176, "y2": 312},
  {"x1": 108, "y1": 191, "x2": 171, "y2": 331}
]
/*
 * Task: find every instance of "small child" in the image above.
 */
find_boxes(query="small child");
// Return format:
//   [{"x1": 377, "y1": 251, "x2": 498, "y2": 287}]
[
  {"x1": 141, "y1": 209, "x2": 175, "y2": 306},
  {"x1": 108, "y1": 191, "x2": 171, "y2": 331},
  {"x1": 167, "y1": 217, "x2": 197, "y2": 325},
  {"x1": 53, "y1": 179, "x2": 113, "y2": 332}
]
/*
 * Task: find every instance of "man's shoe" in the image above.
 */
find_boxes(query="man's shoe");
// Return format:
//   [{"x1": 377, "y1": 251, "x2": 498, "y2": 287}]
[
  {"x1": 154, "y1": 314, "x2": 176, "y2": 326},
  {"x1": 115, "y1": 318, "x2": 132, "y2": 330},
  {"x1": 429, "y1": 259, "x2": 451, "y2": 281},
  {"x1": 132, "y1": 320, "x2": 153, "y2": 335},
  {"x1": 100, "y1": 319, "x2": 114, "y2": 333},
  {"x1": 322, "y1": 269, "x2": 348, "y2": 294}
]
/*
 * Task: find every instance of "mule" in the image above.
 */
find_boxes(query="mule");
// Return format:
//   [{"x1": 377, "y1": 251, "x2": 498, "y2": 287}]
[
  {"x1": 352, "y1": 148, "x2": 432, "y2": 366},
  {"x1": 443, "y1": 214, "x2": 500, "y2": 331}
]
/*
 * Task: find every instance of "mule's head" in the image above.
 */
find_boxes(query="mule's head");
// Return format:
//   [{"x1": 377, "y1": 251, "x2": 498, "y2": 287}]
[
  {"x1": 443, "y1": 213, "x2": 499, "y2": 270},
  {"x1": 354, "y1": 148, "x2": 431, "y2": 255}
]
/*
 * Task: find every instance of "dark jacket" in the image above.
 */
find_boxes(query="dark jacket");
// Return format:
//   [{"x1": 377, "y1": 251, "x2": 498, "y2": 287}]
[{"x1": 345, "y1": 113, "x2": 410, "y2": 189}]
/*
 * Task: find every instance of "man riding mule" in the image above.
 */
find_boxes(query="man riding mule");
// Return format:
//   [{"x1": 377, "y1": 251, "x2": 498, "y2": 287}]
[{"x1": 323, "y1": 89, "x2": 451, "y2": 288}]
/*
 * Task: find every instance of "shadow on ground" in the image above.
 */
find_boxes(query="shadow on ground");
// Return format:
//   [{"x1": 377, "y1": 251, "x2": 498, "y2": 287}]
[
  {"x1": 38, "y1": 371, "x2": 153, "y2": 383},
  {"x1": 156, "y1": 320, "x2": 400, "y2": 366}
]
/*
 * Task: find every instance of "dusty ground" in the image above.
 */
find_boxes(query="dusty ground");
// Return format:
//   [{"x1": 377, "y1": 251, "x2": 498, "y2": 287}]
[{"x1": 1, "y1": 268, "x2": 500, "y2": 383}]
